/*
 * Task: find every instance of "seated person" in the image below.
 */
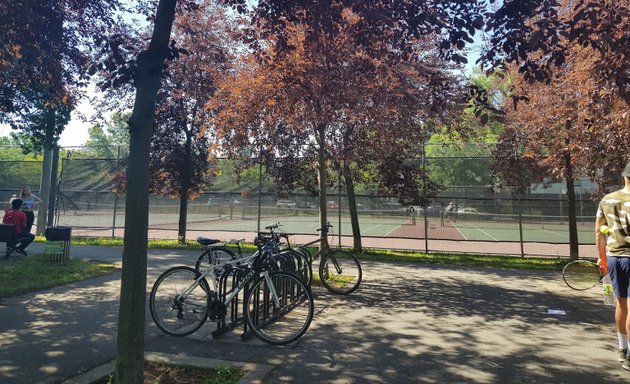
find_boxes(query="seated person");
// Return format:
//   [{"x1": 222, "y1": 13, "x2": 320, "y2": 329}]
[{"x1": 2, "y1": 198, "x2": 35, "y2": 256}]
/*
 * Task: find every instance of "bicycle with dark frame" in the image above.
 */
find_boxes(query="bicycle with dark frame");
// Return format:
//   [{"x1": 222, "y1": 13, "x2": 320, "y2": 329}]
[
  {"x1": 149, "y1": 241, "x2": 314, "y2": 345},
  {"x1": 291, "y1": 222, "x2": 362, "y2": 295}
]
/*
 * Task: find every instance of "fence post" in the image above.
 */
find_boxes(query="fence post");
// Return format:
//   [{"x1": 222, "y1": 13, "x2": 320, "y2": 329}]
[
  {"x1": 518, "y1": 196, "x2": 524, "y2": 257},
  {"x1": 337, "y1": 171, "x2": 341, "y2": 247},
  {"x1": 257, "y1": 160, "x2": 263, "y2": 233},
  {"x1": 111, "y1": 146, "x2": 121, "y2": 238},
  {"x1": 422, "y1": 142, "x2": 428, "y2": 253}
]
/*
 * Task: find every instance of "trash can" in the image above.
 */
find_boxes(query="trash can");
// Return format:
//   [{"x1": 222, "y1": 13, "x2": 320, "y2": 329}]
[{"x1": 45, "y1": 226, "x2": 72, "y2": 262}]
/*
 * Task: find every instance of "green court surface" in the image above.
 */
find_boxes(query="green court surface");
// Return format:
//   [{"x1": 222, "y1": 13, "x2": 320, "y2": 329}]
[
  {"x1": 188, "y1": 214, "x2": 404, "y2": 237},
  {"x1": 450, "y1": 219, "x2": 593, "y2": 244},
  {"x1": 57, "y1": 208, "x2": 594, "y2": 245}
]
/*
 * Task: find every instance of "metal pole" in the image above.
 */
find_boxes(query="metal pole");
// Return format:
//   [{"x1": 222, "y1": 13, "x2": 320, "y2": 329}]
[
  {"x1": 257, "y1": 159, "x2": 263, "y2": 233},
  {"x1": 422, "y1": 141, "x2": 428, "y2": 253},
  {"x1": 518, "y1": 196, "x2": 524, "y2": 257},
  {"x1": 112, "y1": 145, "x2": 121, "y2": 238},
  {"x1": 338, "y1": 170, "x2": 341, "y2": 247}
]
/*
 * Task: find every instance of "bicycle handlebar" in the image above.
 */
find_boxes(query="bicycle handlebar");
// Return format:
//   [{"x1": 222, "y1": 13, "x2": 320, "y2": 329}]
[{"x1": 316, "y1": 222, "x2": 333, "y2": 232}]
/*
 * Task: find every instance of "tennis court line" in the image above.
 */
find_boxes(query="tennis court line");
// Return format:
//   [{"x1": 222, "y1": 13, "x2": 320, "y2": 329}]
[{"x1": 456, "y1": 222, "x2": 497, "y2": 241}]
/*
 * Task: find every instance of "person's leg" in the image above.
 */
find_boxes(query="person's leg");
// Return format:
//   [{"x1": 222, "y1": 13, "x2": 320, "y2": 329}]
[
  {"x1": 615, "y1": 297, "x2": 628, "y2": 350},
  {"x1": 14, "y1": 233, "x2": 34, "y2": 254},
  {"x1": 608, "y1": 256, "x2": 629, "y2": 361},
  {"x1": 616, "y1": 257, "x2": 630, "y2": 370},
  {"x1": 24, "y1": 211, "x2": 34, "y2": 233}
]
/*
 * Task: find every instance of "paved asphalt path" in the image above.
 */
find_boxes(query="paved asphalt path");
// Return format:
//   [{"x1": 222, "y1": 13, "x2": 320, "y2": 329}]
[{"x1": 1, "y1": 243, "x2": 629, "y2": 383}]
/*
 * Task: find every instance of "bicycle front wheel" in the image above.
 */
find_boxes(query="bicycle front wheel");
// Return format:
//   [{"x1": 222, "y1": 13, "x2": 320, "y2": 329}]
[
  {"x1": 245, "y1": 271, "x2": 314, "y2": 345},
  {"x1": 195, "y1": 247, "x2": 236, "y2": 274},
  {"x1": 319, "y1": 250, "x2": 362, "y2": 295},
  {"x1": 149, "y1": 266, "x2": 210, "y2": 336},
  {"x1": 562, "y1": 260, "x2": 601, "y2": 290}
]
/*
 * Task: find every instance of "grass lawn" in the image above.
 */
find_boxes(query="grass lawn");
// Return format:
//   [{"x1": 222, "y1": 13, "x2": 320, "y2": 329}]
[{"x1": 0, "y1": 254, "x2": 118, "y2": 298}]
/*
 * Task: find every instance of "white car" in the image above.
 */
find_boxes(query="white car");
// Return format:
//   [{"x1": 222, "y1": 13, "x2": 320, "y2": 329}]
[{"x1": 277, "y1": 199, "x2": 296, "y2": 208}]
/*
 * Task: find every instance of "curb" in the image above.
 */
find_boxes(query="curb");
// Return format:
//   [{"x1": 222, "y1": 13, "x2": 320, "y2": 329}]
[{"x1": 58, "y1": 351, "x2": 274, "y2": 384}]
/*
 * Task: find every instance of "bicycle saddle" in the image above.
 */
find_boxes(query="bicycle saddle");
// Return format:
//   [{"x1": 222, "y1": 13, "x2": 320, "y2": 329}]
[{"x1": 196, "y1": 237, "x2": 221, "y2": 246}]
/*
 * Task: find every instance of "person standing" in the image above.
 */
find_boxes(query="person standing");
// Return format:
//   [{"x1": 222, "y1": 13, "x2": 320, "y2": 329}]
[
  {"x1": 596, "y1": 161, "x2": 630, "y2": 370},
  {"x1": 20, "y1": 186, "x2": 42, "y2": 234},
  {"x1": 2, "y1": 198, "x2": 35, "y2": 256}
]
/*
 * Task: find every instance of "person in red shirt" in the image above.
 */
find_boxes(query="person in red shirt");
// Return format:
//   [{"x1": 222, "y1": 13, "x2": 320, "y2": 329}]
[{"x1": 2, "y1": 198, "x2": 35, "y2": 256}]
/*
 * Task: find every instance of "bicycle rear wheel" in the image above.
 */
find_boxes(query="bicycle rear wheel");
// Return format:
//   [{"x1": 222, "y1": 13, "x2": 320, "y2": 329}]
[
  {"x1": 245, "y1": 271, "x2": 314, "y2": 345},
  {"x1": 562, "y1": 260, "x2": 601, "y2": 290},
  {"x1": 149, "y1": 266, "x2": 210, "y2": 336},
  {"x1": 319, "y1": 250, "x2": 362, "y2": 295},
  {"x1": 195, "y1": 247, "x2": 235, "y2": 274}
]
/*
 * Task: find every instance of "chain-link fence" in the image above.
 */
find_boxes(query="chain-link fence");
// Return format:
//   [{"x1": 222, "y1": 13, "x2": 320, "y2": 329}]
[{"x1": 1, "y1": 144, "x2": 606, "y2": 258}]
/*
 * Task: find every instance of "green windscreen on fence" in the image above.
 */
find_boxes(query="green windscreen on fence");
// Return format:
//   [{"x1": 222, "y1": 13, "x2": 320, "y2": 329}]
[{"x1": 0, "y1": 160, "x2": 43, "y2": 196}]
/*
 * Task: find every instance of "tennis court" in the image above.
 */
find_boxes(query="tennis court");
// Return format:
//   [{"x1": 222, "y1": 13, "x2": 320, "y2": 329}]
[
  {"x1": 56, "y1": 206, "x2": 594, "y2": 245},
  {"x1": 447, "y1": 215, "x2": 594, "y2": 243}
]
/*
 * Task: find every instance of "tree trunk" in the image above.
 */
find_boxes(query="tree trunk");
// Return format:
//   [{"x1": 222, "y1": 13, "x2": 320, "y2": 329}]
[
  {"x1": 114, "y1": 1, "x2": 176, "y2": 383},
  {"x1": 177, "y1": 131, "x2": 192, "y2": 244},
  {"x1": 343, "y1": 163, "x2": 362, "y2": 252},
  {"x1": 316, "y1": 123, "x2": 327, "y2": 246},
  {"x1": 565, "y1": 152, "x2": 579, "y2": 260},
  {"x1": 37, "y1": 123, "x2": 54, "y2": 236},
  {"x1": 46, "y1": 144, "x2": 60, "y2": 227}
]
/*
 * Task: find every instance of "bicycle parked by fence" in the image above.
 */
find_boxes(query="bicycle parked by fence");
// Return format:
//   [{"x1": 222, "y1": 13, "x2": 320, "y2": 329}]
[
  {"x1": 149, "y1": 242, "x2": 314, "y2": 345},
  {"x1": 293, "y1": 222, "x2": 362, "y2": 295}
]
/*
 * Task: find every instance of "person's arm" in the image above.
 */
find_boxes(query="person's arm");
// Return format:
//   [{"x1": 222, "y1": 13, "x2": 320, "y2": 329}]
[
  {"x1": 32, "y1": 194, "x2": 42, "y2": 205},
  {"x1": 595, "y1": 216, "x2": 608, "y2": 273}
]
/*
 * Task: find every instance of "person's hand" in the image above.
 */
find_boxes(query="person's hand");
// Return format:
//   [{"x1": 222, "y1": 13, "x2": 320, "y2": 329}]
[{"x1": 597, "y1": 258, "x2": 608, "y2": 274}]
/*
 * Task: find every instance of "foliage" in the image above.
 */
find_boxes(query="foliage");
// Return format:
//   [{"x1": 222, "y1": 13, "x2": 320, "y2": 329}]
[
  {"x1": 80, "y1": 112, "x2": 131, "y2": 159},
  {"x1": 499, "y1": 42, "x2": 629, "y2": 196},
  {"x1": 480, "y1": 0, "x2": 629, "y2": 107},
  {"x1": 214, "y1": 14, "x2": 467, "y2": 208},
  {"x1": 0, "y1": 0, "x2": 126, "y2": 147},
  {"x1": 148, "y1": 1, "x2": 234, "y2": 201}
]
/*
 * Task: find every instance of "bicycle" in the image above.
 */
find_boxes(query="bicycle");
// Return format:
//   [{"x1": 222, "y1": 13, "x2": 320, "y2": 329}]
[
  {"x1": 193, "y1": 225, "x2": 312, "y2": 286},
  {"x1": 149, "y1": 244, "x2": 314, "y2": 345},
  {"x1": 194, "y1": 237, "x2": 247, "y2": 273},
  {"x1": 294, "y1": 222, "x2": 362, "y2": 295}
]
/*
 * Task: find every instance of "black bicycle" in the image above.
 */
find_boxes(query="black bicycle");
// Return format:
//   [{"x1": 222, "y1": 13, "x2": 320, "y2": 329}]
[
  {"x1": 294, "y1": 222, "x2": 362, "y2": 295},
  {"x1": 194, "y1": 225, "x2": 312, "y2": 286},
  {"x1": 149, "y1": 245, "x2": 314, "y2": 345}
]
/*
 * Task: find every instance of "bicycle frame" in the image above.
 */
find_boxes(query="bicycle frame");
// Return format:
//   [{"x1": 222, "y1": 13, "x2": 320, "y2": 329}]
[
  {"x1": 189, "y1": 251, "x2": 282, "y2": 313},
  {"x1": 297, "y1": 226, "x2": 333, "y2": 263}
]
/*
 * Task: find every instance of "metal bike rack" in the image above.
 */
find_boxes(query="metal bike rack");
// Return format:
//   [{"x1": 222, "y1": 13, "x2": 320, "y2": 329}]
[{"x1": 210, "y1": 252, "x2": 309, "y2": 341}]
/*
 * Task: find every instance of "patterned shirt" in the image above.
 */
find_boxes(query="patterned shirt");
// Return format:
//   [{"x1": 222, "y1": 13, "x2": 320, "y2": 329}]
[{"x1": 596, "y1": 190, "x2": 630, "y2": 257}]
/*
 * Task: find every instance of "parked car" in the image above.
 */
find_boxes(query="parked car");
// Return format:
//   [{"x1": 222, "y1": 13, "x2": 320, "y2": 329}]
[
  {"x1": 277, "y1": 199, "x2": 296, "y2": 208},
  {"x1": 457, "y1": 207, "x2": 479, "y2": 214},
  {"x1": 326, "y1": 201, "x2": 338, "y2": 209}
]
